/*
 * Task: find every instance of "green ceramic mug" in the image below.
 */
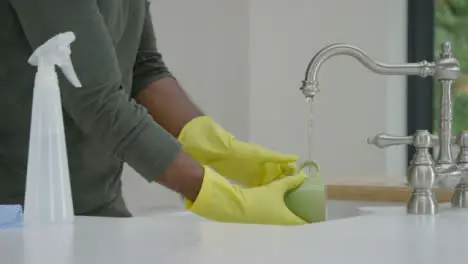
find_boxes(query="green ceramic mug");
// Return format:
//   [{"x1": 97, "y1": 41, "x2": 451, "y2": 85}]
[{"x1": 283, "y1": 161, "x2": 327, "y2": 223}]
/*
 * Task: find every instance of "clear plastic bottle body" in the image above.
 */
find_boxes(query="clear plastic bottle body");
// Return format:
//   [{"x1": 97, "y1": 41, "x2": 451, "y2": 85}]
[{"x1": 23, "y1": 65, "x2": 74, "y2": 226}]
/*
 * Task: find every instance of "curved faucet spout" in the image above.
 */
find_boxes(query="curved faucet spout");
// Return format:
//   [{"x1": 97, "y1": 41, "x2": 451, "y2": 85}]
[{"x1": 300, "y1": 43, "x2": 435, "y2": 98}]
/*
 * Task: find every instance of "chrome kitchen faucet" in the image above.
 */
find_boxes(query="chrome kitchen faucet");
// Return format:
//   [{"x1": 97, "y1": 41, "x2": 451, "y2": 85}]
[{"x1": 299, "y1": 42, "x2": 468, "y2": 214}]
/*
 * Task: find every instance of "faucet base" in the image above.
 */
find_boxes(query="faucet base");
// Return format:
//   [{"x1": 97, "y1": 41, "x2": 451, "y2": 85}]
[
  {"x1": 406, "y1": 190, "x2": 438, "y2": 215},
  {"x1": 451, "y1": 183, "x2": 468, "y2": 208},
  {"x1": 435, "y1": 163, "x2": 462, "y2": 188}
]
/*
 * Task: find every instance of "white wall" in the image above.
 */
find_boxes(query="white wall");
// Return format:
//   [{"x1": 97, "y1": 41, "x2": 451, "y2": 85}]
[
  {"x1": 122, "y1": 0, "x2": 408, "y2": 214},
  {"x1": 248, "y1": 0, "x2": 407, "y2": 179}
]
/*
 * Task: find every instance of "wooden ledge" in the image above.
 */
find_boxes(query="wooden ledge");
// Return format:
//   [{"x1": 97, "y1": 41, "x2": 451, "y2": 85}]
[{"x1": 325, "y1": 177, "x2": 454, "y2": 203}]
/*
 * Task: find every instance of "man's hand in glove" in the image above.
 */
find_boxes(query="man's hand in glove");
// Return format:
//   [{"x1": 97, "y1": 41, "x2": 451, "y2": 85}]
[
  {"x1": 185, "y1": 165, "x2": 307, "y2": 225},
  {"x1": 178, "y1": 116, "x2": 298, "y2": 187}
]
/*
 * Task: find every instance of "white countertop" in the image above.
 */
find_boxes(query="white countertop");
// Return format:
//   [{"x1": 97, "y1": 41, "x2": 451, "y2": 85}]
[{"x1": 1, "y1": 207, "x2": 468, "y2": 264}]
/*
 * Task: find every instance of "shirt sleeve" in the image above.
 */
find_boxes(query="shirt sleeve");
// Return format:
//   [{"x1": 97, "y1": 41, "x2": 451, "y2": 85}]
[
  {"x1": 9, "y1": 0, "x2": 181, "y2": 182},
  {"x1": 131, "y1": 2, "x2": 174, "y2": 98}
]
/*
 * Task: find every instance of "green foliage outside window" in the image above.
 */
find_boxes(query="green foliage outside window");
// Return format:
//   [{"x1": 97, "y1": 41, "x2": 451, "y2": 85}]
[{"x1": 434, "y1": 0, "x2": 468, "y2": 134}]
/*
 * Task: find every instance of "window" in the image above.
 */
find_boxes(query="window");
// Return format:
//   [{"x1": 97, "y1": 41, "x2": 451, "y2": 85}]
[
  {"x1": 434, "y1": 1, "x2": 468, "y2": 133},
  {"x1": 406, "y1": 0, "x2": 434, "y2": 164},
  {"x1": 407, "y1": 0, "x2": 468, "y2": 164}
]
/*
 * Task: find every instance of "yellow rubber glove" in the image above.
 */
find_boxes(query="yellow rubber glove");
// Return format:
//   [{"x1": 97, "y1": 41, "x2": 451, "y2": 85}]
[
  {"x1": 185, "y1": 166, "x2": 307, "y2": 225},
  {"x1": 178, "y1": 116, "x2": 297, "y2": 187}
]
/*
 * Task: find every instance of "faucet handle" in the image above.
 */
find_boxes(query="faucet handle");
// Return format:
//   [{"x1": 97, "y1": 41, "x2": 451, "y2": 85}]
[
  {"x1": 367, "y1": 130, "x2": 435, "y2": 149},
  {"x1": 367, "y1": 133, "x2": 413, "y2": 148},
  {"x1": 367, "y1": 130, "x2": 457, "y2": 149}
]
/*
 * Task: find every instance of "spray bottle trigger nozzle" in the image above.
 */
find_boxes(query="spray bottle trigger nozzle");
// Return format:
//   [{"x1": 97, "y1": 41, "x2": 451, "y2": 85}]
[
  {"x1": 27, "y1": 31, "x2": 82, "y2": 88},
  {"x1": 60, "y1": 55, "x2": 82, "y2": 88}
]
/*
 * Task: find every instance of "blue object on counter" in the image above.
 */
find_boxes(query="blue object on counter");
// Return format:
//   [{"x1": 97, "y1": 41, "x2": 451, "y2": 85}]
[{"x1": 0, "y1": 205, "x2": 23, "y2": 229}]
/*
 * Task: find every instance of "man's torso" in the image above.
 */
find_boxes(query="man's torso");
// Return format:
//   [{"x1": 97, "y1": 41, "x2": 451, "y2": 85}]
[{"x1": 0, "y1": 0, "x2": 148, "y2": 216}]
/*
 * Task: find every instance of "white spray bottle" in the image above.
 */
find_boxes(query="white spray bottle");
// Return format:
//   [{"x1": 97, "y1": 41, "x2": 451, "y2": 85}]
[{"x1": 23, "y1": 32, "x2": 82, "y2": 226}]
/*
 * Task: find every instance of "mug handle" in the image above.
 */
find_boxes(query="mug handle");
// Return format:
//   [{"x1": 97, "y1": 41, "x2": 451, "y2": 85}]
[{"x1": 296, "y1": 160, "x2": 321, "y2": 178}]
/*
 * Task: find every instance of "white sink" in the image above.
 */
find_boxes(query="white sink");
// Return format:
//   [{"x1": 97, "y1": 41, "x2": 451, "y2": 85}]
[{"x1": 141, "y1": 200, "x2": 405, "y2": 222}]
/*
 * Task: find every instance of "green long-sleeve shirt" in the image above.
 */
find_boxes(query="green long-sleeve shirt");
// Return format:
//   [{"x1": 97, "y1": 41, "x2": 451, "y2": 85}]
[{"x1": 0, "y1": 0, "x2": 181, "y2": 217}]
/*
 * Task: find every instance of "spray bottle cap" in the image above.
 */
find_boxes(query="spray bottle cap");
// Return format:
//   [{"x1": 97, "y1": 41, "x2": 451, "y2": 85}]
[{"x1": 28, "y1": 31, "x2": 82, "y2": 88}]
